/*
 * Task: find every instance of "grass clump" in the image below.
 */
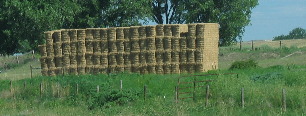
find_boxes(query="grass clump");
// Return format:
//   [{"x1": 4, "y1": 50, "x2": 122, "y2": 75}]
[{"x1": 229, "y1": 59, "x2": 259, "y2": 70}]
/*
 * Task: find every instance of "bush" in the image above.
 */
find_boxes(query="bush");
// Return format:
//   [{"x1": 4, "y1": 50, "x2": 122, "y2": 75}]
[{"x1": 229, "y1": 59, "x2": 259, "y2": 70}]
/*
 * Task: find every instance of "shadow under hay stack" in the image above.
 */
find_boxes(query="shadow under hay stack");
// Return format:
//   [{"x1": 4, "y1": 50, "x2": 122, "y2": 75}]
[{"x1": 38, "y1": 23, "x2": 219, "y2": 76}]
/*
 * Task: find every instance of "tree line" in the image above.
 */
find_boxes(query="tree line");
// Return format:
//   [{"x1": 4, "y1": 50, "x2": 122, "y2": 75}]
[
  {"x1": 0, "y1": 0, "x2": 258, "y2": 54},
  {"x1": 273, "y1": 28, "x2": 306, "y2": 41}
]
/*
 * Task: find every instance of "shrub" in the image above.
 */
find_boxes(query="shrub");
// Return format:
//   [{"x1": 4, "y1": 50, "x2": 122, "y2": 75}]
[{"x1": 229, "y1": 59, "x2": 259, "y2": 70}]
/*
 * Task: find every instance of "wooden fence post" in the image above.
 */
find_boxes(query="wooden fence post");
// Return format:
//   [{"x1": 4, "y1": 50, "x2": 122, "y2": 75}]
[
  {"x1": 120, "y1": 80, "x2": 123, "y2": 90},
  {"x1": 241, "y1": 88, "x2": 245, "y2": 108},
  {"x1": 251, "y1": 40, "x2": 254, "y2": 51},
  {"x1": 205, "y1": 85, "x2": 210, "y2": 107},
  {"x1": 144, "y1": 85, "x2": 147, "y2": 101},
  {"x1": 282, "y1": 89, "x2": 286, "y2": 112},
  {"x1": 240, "y1": 40, "x2": 242, "y2": 51},
  {"x1": 40, "y1": 82, "x2": 43, "y2": 98},
  {"x1": 30, "y1": 65, "x2": 33, "y2": 78},
  {"x1": 76, "y1": 84, "x2": 79, "y2": 95},
  {"x1": 280, "y1": 41, "x2": 282, "y2": 49},
  {"x1": 175, "y1": 86, "x2": 178, "y2": 103},
  {"x1": 97, "y1": 85, "x2": 100, "y2": 93}
]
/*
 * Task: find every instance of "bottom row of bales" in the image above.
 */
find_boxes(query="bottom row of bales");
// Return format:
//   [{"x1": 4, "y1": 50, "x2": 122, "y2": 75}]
[{"x1": 40, "y1": 63, "x2": 214, "y2": 76}]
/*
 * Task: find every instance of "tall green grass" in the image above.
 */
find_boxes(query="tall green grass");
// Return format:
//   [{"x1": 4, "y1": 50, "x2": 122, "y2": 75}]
[{"x1": 1, "y1": 64, "x2": 306, "y2": 115}]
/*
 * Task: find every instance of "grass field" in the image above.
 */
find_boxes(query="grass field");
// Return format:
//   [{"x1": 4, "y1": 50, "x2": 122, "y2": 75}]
[{"x1": 0, "y1": 39, "x2": 306, "y2": 115}]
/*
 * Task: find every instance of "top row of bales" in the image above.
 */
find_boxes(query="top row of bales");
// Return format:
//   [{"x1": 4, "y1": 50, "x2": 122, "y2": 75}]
[{"x1": 45, "y1": 24, "x2": 212, "y2": 43}]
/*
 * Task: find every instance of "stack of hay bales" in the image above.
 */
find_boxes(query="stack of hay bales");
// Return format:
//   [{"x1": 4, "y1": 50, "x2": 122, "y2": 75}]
[
  {"x1": 146, "y1": 26, "x2": 156, "y2": 73},
  {"x1": 62, "y1": 30, "x2": 71, "y2": 74},
  {"x1": 77, "y1": 29, "x2": 86, "y2": 75},
  {"x1": 123, "y1": 28, "x2": 131, "y2": 72},
  {"x1": 108, "y1": 27, "x2": 117, "y2": 73},
  {"x1": 116, "y1": 27, "x2": 125, "y2": 72},
  {"x1": 39, "y1": 23, "x2": 219, "y2": 76},
  {"x1": 38, "y1": 44, "x2": 48, "y2": 76},
  {"x1": 69, "y1": 29, "x2": 78, "y2": 75},
  {"x1": 92, "y1": 29, "x2": 101, "y2": 74},
  {"x1": 100, "y1": 28, "x2": 108, "y2": 73},
  {"x1": 130, "y1": 26, "x2": 140, "y2": 73}
]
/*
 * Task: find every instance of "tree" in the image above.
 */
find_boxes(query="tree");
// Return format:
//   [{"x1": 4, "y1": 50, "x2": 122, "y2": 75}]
[
  {"x1": 273, "y1": 27, "x2": 306, "y2": 40},
  {"x1": 149, "y1": 0, "x2": 258, "y2": 46}
]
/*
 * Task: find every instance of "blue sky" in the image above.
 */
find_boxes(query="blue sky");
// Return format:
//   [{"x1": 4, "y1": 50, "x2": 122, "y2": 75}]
[{"x1": 243, "y1": 0, "x2": 306, "y2": 41}]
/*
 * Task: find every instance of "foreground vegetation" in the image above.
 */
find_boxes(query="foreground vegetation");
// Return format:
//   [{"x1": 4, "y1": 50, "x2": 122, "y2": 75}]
[{"x1": 1, "y1": 64, "x2": 306, "y2": 115}]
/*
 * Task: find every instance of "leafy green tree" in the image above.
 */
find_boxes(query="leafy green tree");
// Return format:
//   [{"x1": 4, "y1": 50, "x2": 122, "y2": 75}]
[
  {"x1": 273, "y1": 27, "x2": 306, "y2": 40},
  {"x1": 150, "y1": 0, "x2": 258, "y2": 46}
]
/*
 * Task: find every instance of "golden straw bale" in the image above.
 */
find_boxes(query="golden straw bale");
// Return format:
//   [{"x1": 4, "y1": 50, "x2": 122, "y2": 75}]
[
  {"x1": 77, "y1": 65, "x2": 86, "y2": 75},
  {"x1": 69, "y1": 65, "x2": 78, "y2": 75},
  {"x1": 187, "y1": 37, "x2": 196, "y2": 49},
  {"x1": 69, "y1": 29, "x2": 78, "y2": 42},
  {"x1": 130, "y1": 51, "x2": 139, "y2": 65},
  {"x1": 163, "y1": 51, "x2": 171, "y2": 63},
  {"x1": 38, "y1": 45, "x2": 47, "y2": 57},
  {"x1": 47, "y1": 57, "x2": 55, "y2": 68},
  {"x1": 85, "y1": 65, "x2": 94, "y2": 74},
  {"x1": 163, "y1": 63, "x2": 171, "y2": 74},
  {"x1": 61, "y1": 30, "x2": 70, "y2": 42},
  {"x1": 85, "y1": 53, "x2": 93, "y2": 65},
  {"x1": 140, "y1": 64, "x2": 148, "y2": 74},
  {"x1": 70, "y1": 55, "x2": 77, "y2": 65},
  {"x1": 108, "y1": 27, "x2": 117, "y2": 41},
  {"x1": 45, "y1": 31, "x2": 53, "y2": 45},
  {"x1": 171, "y1": 37, "x2": 180, "y2": 50},
  {"x1": 100, "y1": 53, "x2": 108, "y2": 66},
  {"x1": 147, "y1": 64, "x2": 156, "y2": 74},
  {"x1": 179, "y1": 50, "x2": 187, "y2": 63},
  {"x1": 130, "y1": 26, "x2": 140, "y2": 39},
  {"x1": 180, "y1": 37, "x2": 187, "y2": 50},
  {"x1": 123, "y1": 53, "x2": 131, "y2": 65},
  {"x1": 108, "y1": 40, "x2": 117, "y2": 53},
  {"x1": 124, "y1": 65, "x2": 131, "y2": 73},
  {"x1": 100, "y1": 28, "x2": 108, "y2": 41},
  {"x1": 53, "y1": 31, "x2": 61, "y2": 43},
  {"x1": 156, "y1": 24, "x2": 164, "y2": 37},
  {"x1": 100, "y1": 41, "x2": 109, "y2": 53},
  {"x1": 155, "y1": 37, "x2": 164, "y2": 50},
  {"x1": 130, "y1": 39, "x2": 140, "y2": 52},
  {"x1": 116, "y1": 52, "x2": 124, "y2": 65},
  {"x1": 186, "y1": 63, "x2": 195, "y2": 73},
  {"x1": 116, "y1": 27, "x2": 124, "y2": 40},
  {"x1": 123, "y1": 28, "x2": 130, "y2": 39},
  {"x1": 54, "y1": 56, "x2": 63, "y2": 67},
  {"x1": 93, "y1": 54, "x2": 101, "y2": 65},
  {"x1": 77, "y1": 29, "x2": 86, "y2": 40},
  {"x1": 62, "y1": 55, "x2": 70, "y2": 67},
  {"x1": 155, "y1": 64, "x2": 164, "y2": 74},
  {"x1": 171, "y1": 63, "x2": 180, "y2": 74},
  {"x1": 138, "y1": 26, "x2": 146, "y2": 38},
  {"x1": 195, "y1": 50, "x2": 204, "y2": 63},
  {"x1": 116, "y1": 40, "x2": 125, "y2": 52},
  {"x1": 39, "y1": 57, "x2": 48, "y2": 69},
  {"x1": 163, "y1": 37, "x2": 171, "y2": 50},
  {"x1": 41, "y1": 69, "x2": 48, "y2": 76},
  {"x1": 188, "y1": 24, "x2": 197, "y2": 37},
  {"x1": 93, "y1": 29, "x2": 101, "y2": 40},
  {"x1": 146, "y1": 26, "x2": 156, "y2": 37},
  {"x1": 164, "y1": 25, "x2": 172, "y2": 36},
  {"x1": 146, "y1": 37, "x2": 155, "y2": 50},
  {"x1": 139, "y1": 39, "x2": 147, "y2": 51},
  {"x1": 108, "y1": 53, "x2": 117, "y2": 65},
  {"x1": 196, "y1": 24, "x2": 205, "y2": 38},
  {"x1": 93, "y1": 41, "x2": 101, "y2": 53},
  {"x1": 171, "y1": 51, "x2": 180, "y2": 63},
  {"x1": 48, "y1": 67, "x2": 56, "y2": 76},
  {"x1": 171, "y1": 24, "x2": 180, "y2": 37},
  {"x1": 155, "y1": 51, "x2": 164, "y2": 64},
  {"x1": 146, "y1": 51, "x2": 156, "y2": 64},
  {"x1": 187, "y1": 49, "x2": 195, "y2": 63},
  {"x1": 139, "y1": 52, "x2": 146, "y2": 64},
  {"x1": 195, "y1": 63, "x2": 205, "y2": 72}
]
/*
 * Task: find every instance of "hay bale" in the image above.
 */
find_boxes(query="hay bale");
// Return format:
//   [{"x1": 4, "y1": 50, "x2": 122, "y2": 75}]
[
  {"x1": 70, "y1": 55, "x2": 77, "y2": 65},
  {"x1": 171, "y1": 37, "x2": 180, "y2": 50},
  {"x1": 101, "y1": 41, "x2": 109, "y2": 53},
  {"x1": 55, "y1": 67, "x2": 63, "y2": 75},
  {"x1": 188, "y1": 24, "x2": 196, "y2": 37},
  {"x1": 123, "y1": 28, "x2": 130, "y2": 39},
  {"x1": 124, "y1": 40, "x2": 131, "y2": 52},
  {"x1": 45, "y1": 31, "x2": 53, "y2": 45},
  {"x1": 146, "y1": 37, "x2": 155, "y2": 50},
  {"x1": 155, "y1": 37, "x2": 163, "y2": 50},
  {"x1": 38, "y1": 45, "x2": 47, "y2": 57},
  {"x1": 172, "y1": 25, "x2": 180, "y2": 37},
  {"x1": 164, "y1": 25, "x2": 172, "y2": 36},
  {"x1": 77, "y1": 40, "x2": 86, "y2": 54},
  {"x1": 108, "y1": 40, "x2": 117, "y2": 53},
  {"x1": 163, "y1": 51, "x2": 171, "y2": 63},
  {"x1": 179, "y1": 50, "x2": 187, "y2": 63},
  {"x1": 116, "y1": 52, "x2": 124, "y2": 65},
  {"x1": 62, "y1": 55, "x2": 70, "y2": 67},
  {"x1": 196, "y1": 24, "x2": 205, "y2": 37},
  {"x1": 41, "y1": 69, "x2": 48, "y2": 76},
  {"x1": 53, "y1": 31, "x2": 61, "y2": 43},
  {"x1": 93, "y1": 29, "x2": 101, "y2": 40},
  {"x1": 187, "y1": 37, "x2": 196, "y2": 49},
  {"x1": 171, "y1": 51, "x2": 180, "y2": 63},
  {"x1": 124, "y1": 65, "x2": 131, "y2": 72},
  {"x1": 47, "y1": 57, "x2": 55, "y2": 68},
  {"x1": 156, "y1": 24, "x2": 164, "y2": 36},
  {"x1": 85, "y1": 65, "x2": 94, "y2": 74},
  {"x1": 69, "y1": 29, "x2": 78, "y2": 42},
  {"x1": 155, "y1": 64, "x2": 164, "y2": 74},
  {"x1": 180, "y1": 37, "x2": 187, "y2": 50},
  {"x1": 85, "y1": 41, "x2": 93, "y2": 53},
  {"x1": 163, "y1": 37, "x2": 171, "y2": 50},
  {"x1": 195, "y1": 50, "x2": 204, "y2": 63},
  {"x1": 62, "y1": 42, "x2": 71, "y2": 55},
  {"x1": 146, "y1": 26, "x2": 156, "y2": 37},
  {"x1": 123, "y1": 53, "x2": 131, "y2": 65},
  {"x1": 70, "y1": 42, "x2": 78, "y2": 55},
  {"x1": 85, "y1": 29, "x2": 94, "y2": 41},
  {"x1": 39, "y1": 57, "x2": 48, "y2": 69},
  {"x1": 130, "y1": 51, "x2": 139, "y2": 65},
  {"x1": 171, "y1": 63, "x2": 180, "y2": 74},
  {"x1": 99, "y1": 66, "x2": 108, "y2": 74},
  {"x1": 139, "y1": 52, "x2": 146, "y2": 64},
  {"x1": 146, "y1": 51, "x2": 156, "y2": 64},
  {"x1": 179, "y1": 63, "x2": 187, "y2": 74},
  {"x1": 69, "y1": 65, "x2": 78, "y2": 75},
  {"x1": 93, "y1": 54, "x2": 101, "y2": 65},
  {"x1": 54, "y1": 56, "x2": 63, "y2": 67},
  {"x1": 77, "y1": 54, "x2": 86, "y2": 66},
  {"x1": 85, "y1": 53, "x2": 93, "y2": 65},
  {"x1": 61, "y1": 30, "x2": 70, "y2": 42},
  {"x1": 115, "y1": 65, "x2": 125, "y2": 73},
  {"x1": 100, "y1": 28, "x2": 108, "y2": 41},
  {"x1": 140, "y1": 64, "x2": 148, "y2": 74},
  {"x1": 195, "y1": 63, "x2": 205, "y2": 72},
  {"x1": 187, "y1": 49, "x2": 195, "y2": 63},
  {"x1": 116, "y1": 40, "x2": 124, "y2": 52},
  {"x1": 108, "y1": 27, "x2": 116, "y2": 41},
  {"x1": 130, "y1": 26, "x2": 139, "y2": 39},
  {"x1": 163, "y1": 63, "x2": 171, "y2": 74},
  {"x1": 139, "y1": 26, "x2": 146, "y2": 38},
  {"x1": 100, "y1": 53, "x2": 108, "y2": 66},
  {"x1": 131, "y1": 65, "x2": 140, "y2": 73},
  {"x1": 116, "y1": 27, "x2": 124, "y2": 40},
  {"x1": 186, "y1": 63, "x2": 195, "y2": 73},
  {"x1": 48, "y1": 67, "x2": 56, "y2": 76},
  {"x1": 108, "y1": 53, "x2": 117, "y2": 65},
  {"x1": 147, "y1": 64, "x2": 156, "y2": 74},
  {"x1": 93, "y1": 41, "x2": 101, "y2": 53},
  {"x1": 77, "y1": 29, "x2": 86, "y2": 40},
  {"x1": 130, "y1": 39, "x2": 140, "y2": 52},
  {"x1": 53, "y1": 42, "x2": 62, "y2": 56},
  {"x1": 155, "y1": 51, "x2": 163, "y2": 64},
  {"x1": 139, "y1": 39, "x2": 147, "y2": 51},
  {"x1": 196, "y1": 37, "x2": 204, "y2": 49},
  {"x1": 77, "y1": 65, "x2": 86, "y2": 75}
]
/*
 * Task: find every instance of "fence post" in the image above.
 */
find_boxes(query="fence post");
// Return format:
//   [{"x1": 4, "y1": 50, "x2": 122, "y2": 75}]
[
  {"x1": 30, "y1": 65, "x2": 33, "y2": 78},
  {"x1": 282, "y1": 89, "x2": 286, "y2": 112},
  {"x1": 175, "y1": 86, "x2": 178, "y2": 103},
  {"x1": 76, "y1": 84, "x2": 79, "y2": 95},
  {"x1": 120, "y1": 80, "x2": 123, "y2": 90},
  {"x1": 40, "y1": 82, "x2": 43, "y2": 98},
  {"x1": 205, "y1": 85, "x2": 210, "y2": 107},
  {"x1": 280, "y1": 41, "x2": 282, "y2": 49},
  {"x1": 251, "y1": 40, "x2": 254, "y2": 51},
  {"x1": 240, "y1": 40, "x2": 242, "y2": 51},
  {"x1": 96, "y1": 85, "x2": 100, "y2": 93},
  {"x1": 241, "y1": 88, "x2": 245, "y2": 108},
  {"x1": 16, "y1": 56, "x2": 19, "y2": 64},
  {"x1": 32, "y1": 50, "x2": 35, "y2": 59},
  {"x1": 144, "y1": 85, "x2": 147, "y2": 101}
]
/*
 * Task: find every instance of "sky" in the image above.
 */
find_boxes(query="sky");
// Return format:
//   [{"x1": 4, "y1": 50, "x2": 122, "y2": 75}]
[{"x1": 243, "y1": 0, "x2": 306, "y2": 41}]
